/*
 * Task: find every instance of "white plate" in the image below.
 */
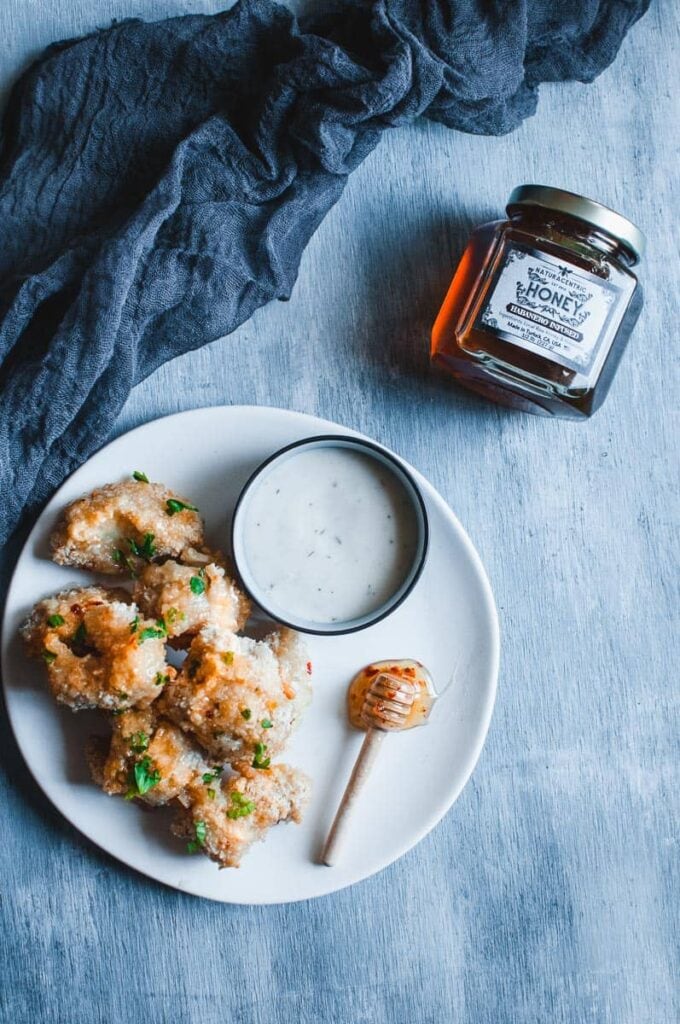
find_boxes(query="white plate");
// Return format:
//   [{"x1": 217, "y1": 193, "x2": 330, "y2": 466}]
[{"x1": 1, "y1": 406, "x2": 499, "y2": 903}]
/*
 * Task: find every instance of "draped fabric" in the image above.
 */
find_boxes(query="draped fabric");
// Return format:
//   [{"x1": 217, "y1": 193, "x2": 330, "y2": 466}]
[{"x1": 0, "y1": 0, "x2": 648, "y2": 545}]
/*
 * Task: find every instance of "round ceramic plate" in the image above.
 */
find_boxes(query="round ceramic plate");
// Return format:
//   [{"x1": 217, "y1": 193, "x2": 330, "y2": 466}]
[{"x1": 1, "y1": 406, "x2": 499, "y2": 904}]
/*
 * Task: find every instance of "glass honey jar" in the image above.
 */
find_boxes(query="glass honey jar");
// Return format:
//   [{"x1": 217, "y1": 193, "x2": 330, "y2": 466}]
[{"x1": 431, "y1": 185, "x2": 645, "y2": 418}]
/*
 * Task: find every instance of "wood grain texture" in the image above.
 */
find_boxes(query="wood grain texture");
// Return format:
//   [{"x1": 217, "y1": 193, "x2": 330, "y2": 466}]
[{"x1": 1, "y1": 1, "x2": 678, "y2": 1022}]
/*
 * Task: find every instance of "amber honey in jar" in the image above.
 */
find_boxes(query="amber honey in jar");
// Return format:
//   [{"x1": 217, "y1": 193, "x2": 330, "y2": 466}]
[{"x1": 431, "y1": 186, "x2": 645, "y2": 418}]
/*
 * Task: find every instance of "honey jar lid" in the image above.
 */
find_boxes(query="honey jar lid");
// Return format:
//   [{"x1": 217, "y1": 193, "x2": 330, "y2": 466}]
[{"x1": 507, "y1": 184, "x2": 646, "y2": 262}]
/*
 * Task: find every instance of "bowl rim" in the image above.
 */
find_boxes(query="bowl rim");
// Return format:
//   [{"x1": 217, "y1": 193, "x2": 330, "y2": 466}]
[{"x1": 230, "y1": 433, "x2": 430, "y2": 635}]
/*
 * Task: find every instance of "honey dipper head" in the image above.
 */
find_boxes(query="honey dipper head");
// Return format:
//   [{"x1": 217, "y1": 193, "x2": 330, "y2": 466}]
[
  {"x1": 361, "y1": 673, "x2": 418, "y2": 731},
  {"x1": 348, "y1": 659, "x2": 439, "y2": 733}
]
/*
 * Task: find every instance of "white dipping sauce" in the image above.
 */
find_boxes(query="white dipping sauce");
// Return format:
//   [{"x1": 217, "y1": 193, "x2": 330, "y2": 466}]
[{"x1": 242, "y1": 447, "x2": 420, "y2": 625}]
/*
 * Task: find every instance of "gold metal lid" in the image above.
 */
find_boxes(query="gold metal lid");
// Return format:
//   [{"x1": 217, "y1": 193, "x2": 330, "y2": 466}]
[{"x1": 507, "y1": 184, "x2": 646, "y2": 262}]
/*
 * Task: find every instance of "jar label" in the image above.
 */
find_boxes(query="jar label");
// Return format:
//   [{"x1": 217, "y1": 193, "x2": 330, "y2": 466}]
[{"x1": 475, "y1": 244, "x2": 621, "y2": 372}]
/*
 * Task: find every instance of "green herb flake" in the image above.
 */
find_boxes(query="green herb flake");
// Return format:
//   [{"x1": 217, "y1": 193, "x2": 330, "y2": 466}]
[
  {"x1": 130, "y1": 731, "x2": 149, "y2": 754},
  {"x1": 124, "y1": 756, "x2": 161, "y2": 799},
  {"x1": 206, "y1": 788, "x2": 216, "y2": 800},
  {"x1": 47, "y1": 614, "x2": 65, "y2": 628},
  {"x1": 260, "y1": 719, "x2": 273, "y2": 730},
  {"x1": 222, "y1": 651, "x2": 234, "y2": 666},
  {"x1": 186, "y1": 819, "x2": 207, "y2": 853},
  {"x1": 138, "y1": 619, "x2": 167, "y2": 643},
  {"x1": 241, "y1": 708, "x2": 252, "y2": 721},
  {"x1": 128, "y1": 533, "x2": 156, "y2": 560},
  {"x1": 165, "y1": 607, "x2": 184, "y2": 625},
  {"x1": 132, "y1": 470, "x2": 149, "y2": 483},
  {"x1": 226, "y1": 791, "x2": 256, "y2": 819},
  {"x1": 202, "y1": 771, "x2": 219, "y2": 784},
  {"x1": 70, "y1": 621, "x2": 92, "y2": 656},
  {"x1": 129, "y1": 616, "x2": 139, "y2": 634},
  {"x1": 72, "y1": 622, "x2": 87, "y2": 645},
  {"x1": 189, "y1": 575, "x2": 206, "y2": 596},
  {"x1": 166, "y1": 498, "x2": 198, "y2": 517},
  {"x1": 42, "y1": 649, "x2": 57, "y2": 665},
  {"x1": 155, "y1": 672, "x2": 169, "y2": 687},
  {"x1": 113, "y1": 546, "x2": 137, "y2": 577},
  {"x1": 252, "y1": 742, "x2": 271, "y2": 770}
]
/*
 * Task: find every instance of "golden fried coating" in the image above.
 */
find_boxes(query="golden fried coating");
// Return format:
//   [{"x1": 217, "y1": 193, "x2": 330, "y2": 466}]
[
  {"x1": 133, "y1": 557, "x2": 250, "y2": 645},
  {"x1": 159, "y1": 625, "x2": 312, "y2": 764},
  {"x1": 88, "y1": 707, "x2": 211, "y2": 805},
  {"x1": 50, "y1": 478, "x2": 204, "y2": 576},
  {"x1": 172, "y1": 764, "x2": 310, "y2": 868},
  {"x1": 21, "y1": 586, "x2": 169, "y2": 711},
  {"x1": 24, "y1": 470, "x2": 316, "y2": 869}
]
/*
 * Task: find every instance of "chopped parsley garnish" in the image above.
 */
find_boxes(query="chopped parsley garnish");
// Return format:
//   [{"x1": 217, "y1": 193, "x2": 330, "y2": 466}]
[
  {"x1": 226, "y1": 791, "x2": 256, "y2": 819},
  {"x1": 260, "y1": 719, "x2": 273, "y2": 729},
  {"x1": 206, "y1": 788, "x2": 216, "y2": 800},
  {"x1": 70, "y1": 621, "x2": 93, "y2": 657},
  {"x1": 42, "y1": 649, "x2": 57, "y2": 665},
  {"x1": 189, "y1": 575, "x2": 205, "y2": 596},
  {"x1": 130, "y1": 731, "x2": 149, "y2": 753},
  {"x1": 166, "y1": 498, "x2": 198, "y2": 517},
  {"x1": 241, "y1": 708, "x2": 252, "y2": 721},
  {"x1": 125, "y1": 756, "x2": 161, "y2": 799},
  {"x1": 137, "y1": 619, "x2": 167, "y2": 643},
  {"x1": 155, "y1": 672, "x2": 169, "y2": 687},
  {"x1": 128, "y1": 533, "x2": 156, "y2": 560},
  {"x1": 222, "y1": 651, "x2": 234, "y2": 666},
  {"x1": 112, "y1": 547, "x2": 137, "y2": 577},
  {"x1": 129, "y1": 616, "x2": 139, "y2": 634},
  {"x1": 252, "y1": 742, "x2": 271, "y2": 770},
  {"x1": 187, "y1": 819, "x2": 207, "y2": 853},
  {"x1": 47, "y1": 614, "x2": 65, "y2": 628},
  {"x1": 132, "y1": 470, "x2": 149, "y2": 483},
  {"x1": 165, "y1": 607, "x2": 184, "y2": 624},
  {"x1": 202, "y1": 770, "x2": 221, "y2": 784}
]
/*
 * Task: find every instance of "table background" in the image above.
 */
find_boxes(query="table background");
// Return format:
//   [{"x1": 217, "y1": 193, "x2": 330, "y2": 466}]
[{"x1": 1, "y1": 2, "x2": 677, "y2": 1022}]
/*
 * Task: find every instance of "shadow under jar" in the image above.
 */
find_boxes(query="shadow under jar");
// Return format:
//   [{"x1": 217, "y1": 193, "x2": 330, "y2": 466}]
[{"x1": 431, "y1": 185, "x2": 646, "y2": 419}]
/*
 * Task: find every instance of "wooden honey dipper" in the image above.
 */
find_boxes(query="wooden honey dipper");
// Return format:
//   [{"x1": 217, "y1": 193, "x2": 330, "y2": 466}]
[{"x1": 321, "y1": 659, "x2": 437, "y2": 867}]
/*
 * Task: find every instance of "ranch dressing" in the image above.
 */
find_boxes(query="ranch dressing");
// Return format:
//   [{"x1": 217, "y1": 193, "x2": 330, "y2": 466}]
[{"x1": 241, "y1": 447, "x2": 420, "y2": 626}]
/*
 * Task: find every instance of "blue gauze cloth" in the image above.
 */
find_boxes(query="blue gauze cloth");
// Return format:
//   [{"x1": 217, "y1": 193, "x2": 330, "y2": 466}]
[{"x1": 0, "y1": 0, "x2": 648, "y2": 547}]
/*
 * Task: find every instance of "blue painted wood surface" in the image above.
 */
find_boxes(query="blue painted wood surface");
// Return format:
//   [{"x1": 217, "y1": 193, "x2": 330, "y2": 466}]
[{"x1": 1, "y1": 2, "x2": 678, "y2": 1022}]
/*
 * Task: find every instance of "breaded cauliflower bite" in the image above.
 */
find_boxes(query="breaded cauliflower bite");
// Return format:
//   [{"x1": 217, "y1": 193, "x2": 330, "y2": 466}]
[
  {"x1": 159, "y1": 626, "x2": 312, "y2": 764},
  {"x1": 22, "y1": 586, "x2": 169, "y2": 711},
  {"x1": 172, "y1": 764, "x2": 310, "y2": 868},
  {"x1": 23, "y1": 472, "x2": 315, "y2": 868},
  {"x1": 50, "y1": 478, "x2": 204, "y2": 576},
  {"x1": 87, "y1": 707, "x2": 211, "y2": 805},
  {"x1": 133, "y1": 556, "x2": 250, "y2": 645}
]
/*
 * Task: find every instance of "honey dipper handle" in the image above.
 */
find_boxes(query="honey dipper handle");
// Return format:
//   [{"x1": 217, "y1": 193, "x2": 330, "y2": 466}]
[{"x1": 321, "y1": 728, "x2": 385, "y2": 867}]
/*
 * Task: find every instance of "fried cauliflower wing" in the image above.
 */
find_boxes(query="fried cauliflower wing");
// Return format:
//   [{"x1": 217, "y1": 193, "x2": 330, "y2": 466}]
[
  {"x1": 87, "y1": 707, "x2": 211, "y2": 805},
  {"x1": 133, "y1": 557, "x2": 250, "y2": 645},
  {"x1": 50, "y1": 478, "x2": 204, "y2": 576},
  {"x1": 23, "y1": 470, "x2": 316, "y2": 870},
  {"x1": 22, "y1": 586, "x2": 170, "y2": 711},
  {"x1": 172, "y1": 763, "x2": 310, "y2": 868},
  {"x1": 159, "y1": 625, "x2": 312, "y2": 763}
]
